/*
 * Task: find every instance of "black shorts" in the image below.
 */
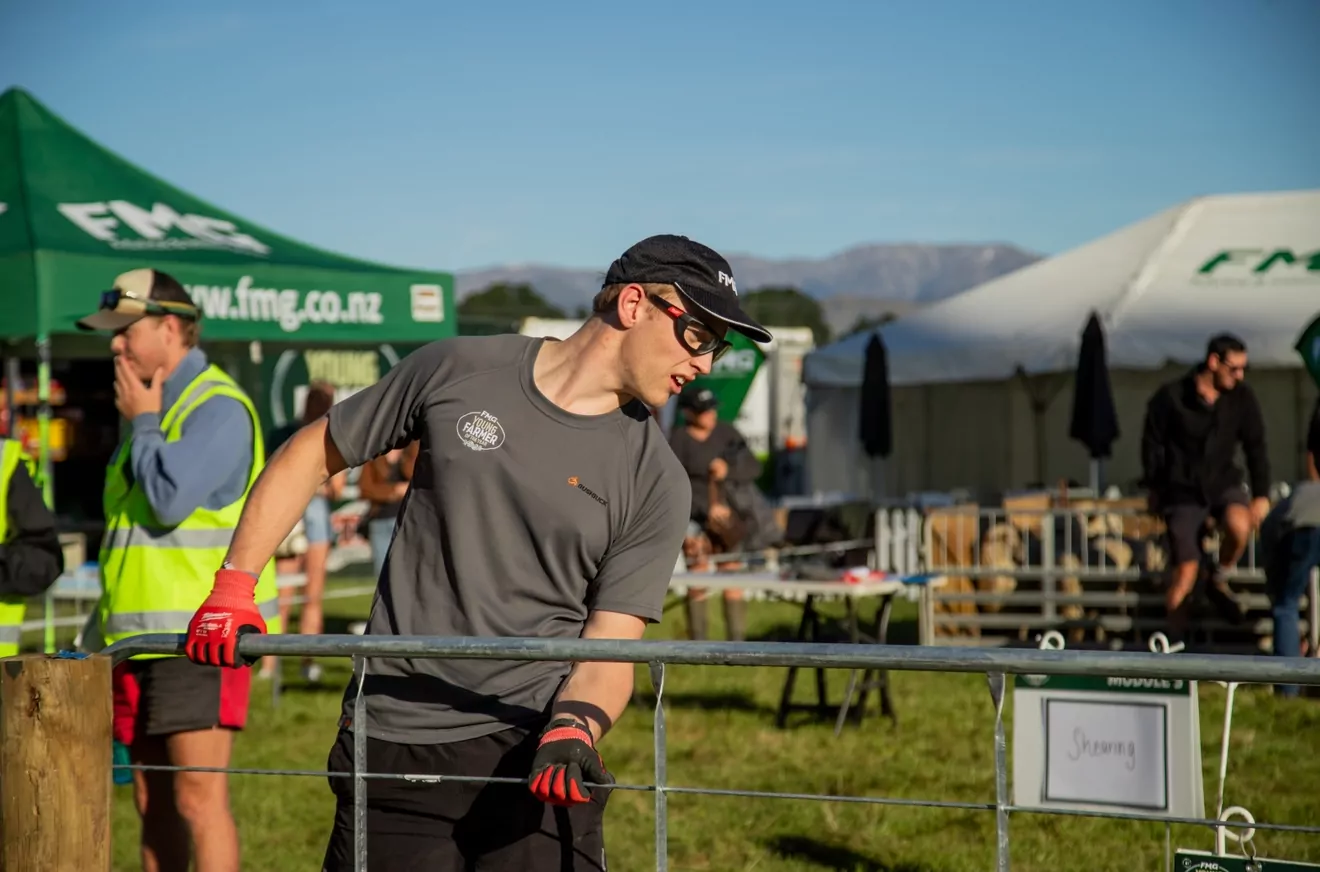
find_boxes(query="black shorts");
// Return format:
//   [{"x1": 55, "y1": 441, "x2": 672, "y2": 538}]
[
  {"x1": 320, "y1": 726, "x2": 608, "y2": 872},
  {"x1": 112, "y1": 656, "x2": 252, "y2": 746},
  {"x1": 1162, "y1": 486, "x2": 1251, "y2": 566}
]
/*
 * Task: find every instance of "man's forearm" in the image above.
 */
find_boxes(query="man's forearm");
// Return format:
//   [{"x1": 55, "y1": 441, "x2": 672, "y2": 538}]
[
  {"x1": 224, "y1": 419, "x2": 345, "y2": 575},
  {"x1": 1308, "y1": 451, "x2": 1319, "y2": 482},
  {"x1": 551, "y1": 660, "x2": 635, "y2": 743}
]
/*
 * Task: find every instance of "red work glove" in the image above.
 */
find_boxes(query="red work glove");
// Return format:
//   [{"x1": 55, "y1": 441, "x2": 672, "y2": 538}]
[
  {"x1": 184, "y1": 568, "x2": 266, "y2": 668},
  {"x1": 528, "y1": 717, "x2": 614, "y2": 806}
]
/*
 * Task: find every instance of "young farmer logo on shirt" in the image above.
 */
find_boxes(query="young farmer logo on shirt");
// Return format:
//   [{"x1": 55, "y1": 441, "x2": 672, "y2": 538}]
[{"x1": 457, "y1": 411, "x2": 506, "y2": 451}]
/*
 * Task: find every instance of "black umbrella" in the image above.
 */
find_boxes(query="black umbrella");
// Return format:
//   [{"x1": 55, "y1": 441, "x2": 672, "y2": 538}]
[
  {"x1": 859, "y1": 332, "x2": 893, "y2": 459},
  {"x1": 1068, "y1": 311, "x2": 1120, "y2": 460}
]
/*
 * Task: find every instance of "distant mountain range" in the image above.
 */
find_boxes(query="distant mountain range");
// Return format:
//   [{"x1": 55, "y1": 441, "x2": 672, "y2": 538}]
[{"x1": 455, "y1": 243, "x2": 1042, "y2": 335}]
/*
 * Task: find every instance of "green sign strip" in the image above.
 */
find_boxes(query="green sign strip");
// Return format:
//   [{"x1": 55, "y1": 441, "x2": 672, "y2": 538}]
[
  {"x1": 1175, "y1": 850, "x2": 1320, "y2": 871},
  {"x1": 1014, "y1": 674, "x2": 1192, "y2": 696}
]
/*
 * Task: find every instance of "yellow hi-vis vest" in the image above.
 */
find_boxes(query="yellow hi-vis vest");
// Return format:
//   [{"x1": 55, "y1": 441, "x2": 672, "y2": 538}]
[
  {"x1": 96, "y1": 364, "x2": 280, "y2": 656},
  {"x1": 0, "y1": 439, "x2": 27, "y2": 658}
]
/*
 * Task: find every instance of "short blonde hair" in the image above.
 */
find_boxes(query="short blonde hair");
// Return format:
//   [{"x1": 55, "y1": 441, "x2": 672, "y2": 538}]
[{"x1": 591, "y1": 282, "x2": 678, "y2": 315}]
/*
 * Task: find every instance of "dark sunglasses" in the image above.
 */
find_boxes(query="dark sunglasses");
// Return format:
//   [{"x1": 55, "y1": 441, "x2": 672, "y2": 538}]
[
  {"x1": 98, "y1": 289, "x2": 199, "y2": 321},
  {"x1": 1211, "y1": 354, "x2": 1247, "y2": 377},
  {"x1": 647, "y1": 294, "x2": 732, "y2": 362}
]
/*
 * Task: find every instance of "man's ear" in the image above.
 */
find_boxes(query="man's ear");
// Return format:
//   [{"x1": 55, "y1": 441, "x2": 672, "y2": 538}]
[
  {"x1": 161, "y1": 314, "x2": 183, "y2": 344},
  {"x1": 615, "y1": 283, "x2": 647, "y2": 329}
]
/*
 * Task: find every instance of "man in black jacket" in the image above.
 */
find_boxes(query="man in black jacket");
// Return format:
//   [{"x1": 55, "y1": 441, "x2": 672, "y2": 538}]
[
  {"x1": 1140, "y1": 334, "x2": 1270, "y2": 644},
  {"x1": 0, "y1": 438, "x2": 65, "y2": 656}
]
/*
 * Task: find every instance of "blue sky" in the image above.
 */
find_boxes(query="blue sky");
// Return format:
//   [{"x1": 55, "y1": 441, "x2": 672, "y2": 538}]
[{"x1": 2, "y1": 0, "x2": 1317, "y2": 274}]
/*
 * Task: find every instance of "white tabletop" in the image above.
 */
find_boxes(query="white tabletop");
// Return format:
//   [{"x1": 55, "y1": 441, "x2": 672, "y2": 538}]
[{"x1": 669, "y1": 572, "x2": 944, "y2": 598}]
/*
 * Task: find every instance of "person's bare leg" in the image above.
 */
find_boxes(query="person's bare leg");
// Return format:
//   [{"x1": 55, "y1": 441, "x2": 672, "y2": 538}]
[
  {"x1": 1165, "y1": 560, "x2": 1199, "y2": 644},
  {"x1": 132, "y1": 736, "x2": 189, "y2": 872},
  {"x1": 1206, "y1": 504, "x2": 1252, "y2": 623},
  {"x1": 168, "y1": 727, "x2": 239, "y2": 872},
  {"x1": 301, "y1": 542, "x2": 328, "y2": 637},
  {"x1": 684, "y1": 535, "x2": 711, "y2": 640},
  {"x1": 264, "y1": 555, "x2": 301, "y2": 676},
  {"x1": 685, "y1": 589, "x2": 709, "y2": 640},
  {"x1": 1218, "y1": 504, "x2": 1253, "y2": 572},
  {"x1": 301, "y1": 541, "x2": 329, "y2": 677},
  {"x1": 721, "y1": 585, "x2": 747, "y2": 642}
]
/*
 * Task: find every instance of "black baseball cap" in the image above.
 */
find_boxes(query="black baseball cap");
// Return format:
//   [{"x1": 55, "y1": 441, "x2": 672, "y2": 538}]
[
  {"x1": 76, "y1": 268, "x2": 200, "y2": 333},
  {"x1": 678, "y1": 384, "x2": 719, "y2": 413},
  {"x1": 604, "y1": 234, "x2": 773, "y2": 344}
]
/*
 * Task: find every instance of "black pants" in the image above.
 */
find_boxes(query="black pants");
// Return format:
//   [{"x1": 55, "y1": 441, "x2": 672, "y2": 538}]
[{"x1": 320, "y1": 727, "x2": 609, "y2": 872}]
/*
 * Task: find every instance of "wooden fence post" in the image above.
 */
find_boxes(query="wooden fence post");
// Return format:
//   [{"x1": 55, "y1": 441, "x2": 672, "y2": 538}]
[{"x1": 0, "y1": 653, "x2": 112, "y2": 872}]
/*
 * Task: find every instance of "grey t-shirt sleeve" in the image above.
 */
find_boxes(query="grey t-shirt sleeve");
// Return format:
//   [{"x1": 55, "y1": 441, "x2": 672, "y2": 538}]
[
  {"x1": 327, "y1": 340, "x2": 453, "y2": 466},
  {"x1": 587, "y1": 466, "x2": 690, "y2": 623}
]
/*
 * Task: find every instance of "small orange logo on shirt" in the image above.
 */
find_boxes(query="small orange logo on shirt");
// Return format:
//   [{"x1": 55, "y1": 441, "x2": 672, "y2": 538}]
[{"x1": 567, "y1": 476, "x2": 608, "y2": 506}]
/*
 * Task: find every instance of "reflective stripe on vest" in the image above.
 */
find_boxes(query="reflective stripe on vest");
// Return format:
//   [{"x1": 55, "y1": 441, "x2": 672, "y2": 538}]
[
  {"x1": 103, "y1": 526, "x2": 238, "y2": 550},
  {"x1": 103, "y1": 597, "x2": 281, "y2": 636},
  {"x1": 0, "y1": 440, "x2": 26, "y2": 657},
  {"x1": 96, "y1": 364, "x2": 281, "y2": 655},
  {"x1": 0, "y1": 605, "x2": 22, "y2": 658}
]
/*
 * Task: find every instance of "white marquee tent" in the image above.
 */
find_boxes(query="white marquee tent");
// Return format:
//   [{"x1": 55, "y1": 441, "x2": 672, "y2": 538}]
[{"x1": 802, "y1": 189, "x2": 1320, "y2": 500}]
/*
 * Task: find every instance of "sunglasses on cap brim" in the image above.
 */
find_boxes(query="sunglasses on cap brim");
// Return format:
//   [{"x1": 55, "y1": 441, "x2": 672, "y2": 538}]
[
  {"x1": 647, "y1": 294, "x2": 733, "y2": 362},
  {"x1": 98, "y1": 289, "x2": 200, "y2": 321}
]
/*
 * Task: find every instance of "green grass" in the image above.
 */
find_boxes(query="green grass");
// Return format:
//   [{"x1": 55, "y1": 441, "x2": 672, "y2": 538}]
[{"x1": 96, "y1": 579, "x2": 1319, "y2": 871}]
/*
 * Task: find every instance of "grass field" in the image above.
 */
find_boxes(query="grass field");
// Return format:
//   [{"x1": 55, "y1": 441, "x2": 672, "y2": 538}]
[{"x1": 87, "y1": 577, "x2": 1319, "y2": 871}]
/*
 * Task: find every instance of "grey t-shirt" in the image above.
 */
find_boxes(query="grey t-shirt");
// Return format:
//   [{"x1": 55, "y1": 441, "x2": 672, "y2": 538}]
[
  {"x1": 1260, "y1": 482, "x2": 1320, "y2": 566},
  {"x1": 326, "y1": 334, "x2": 690, "y2": 744}
]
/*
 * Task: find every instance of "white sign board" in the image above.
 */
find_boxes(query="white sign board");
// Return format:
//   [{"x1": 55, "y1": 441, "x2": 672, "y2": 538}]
[
  {"x1": 1013, "y1": 674, "x2": 1203, "y2": 819},
  {"x1": 1043, "y1": 698, "x2": 1167, "y2": 809}
]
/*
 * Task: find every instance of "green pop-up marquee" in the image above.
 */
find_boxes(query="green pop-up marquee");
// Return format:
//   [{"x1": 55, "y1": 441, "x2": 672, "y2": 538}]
[{"x1": 0, "y1": 87, "x2": 458, "y2": 498}]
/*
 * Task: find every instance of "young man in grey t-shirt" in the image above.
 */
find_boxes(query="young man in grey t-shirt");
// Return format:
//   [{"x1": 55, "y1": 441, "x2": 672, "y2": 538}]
[{"x1": 182, "y1": 234, "x2": 773, "y2": 870}]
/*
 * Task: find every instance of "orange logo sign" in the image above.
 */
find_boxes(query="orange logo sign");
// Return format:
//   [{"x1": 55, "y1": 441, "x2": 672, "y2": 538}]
[{"x1": 567, "y1": 476, "x2": 579, "y2": 487}]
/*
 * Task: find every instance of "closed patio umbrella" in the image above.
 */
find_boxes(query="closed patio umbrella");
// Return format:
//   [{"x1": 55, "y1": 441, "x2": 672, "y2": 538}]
[
  {"x1": 1068, "y1": 311, "x2": 1120, "y2": 491},
  {"x1": 859, "y1": 332, "x2": 893, "y2": 459}
]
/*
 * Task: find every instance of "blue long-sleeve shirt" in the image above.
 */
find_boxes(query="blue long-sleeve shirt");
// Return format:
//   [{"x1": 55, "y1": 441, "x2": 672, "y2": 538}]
[{"x1": 127, "y1": 348, "x2": 254, "y2": 527}]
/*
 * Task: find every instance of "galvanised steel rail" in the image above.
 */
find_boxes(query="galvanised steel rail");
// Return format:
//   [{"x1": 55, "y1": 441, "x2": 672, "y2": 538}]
[
  {"x1": 102, "y1": 634, "x2": 1320, "y2": 872},
  {"x1": 106, "y1": 633, "x2": 1320, "y2": 685}
]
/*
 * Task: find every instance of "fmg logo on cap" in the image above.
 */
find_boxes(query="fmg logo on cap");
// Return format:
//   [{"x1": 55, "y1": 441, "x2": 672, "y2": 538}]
[{"x1": 718, "y1": 271, "x2": 738, "y2": 296}]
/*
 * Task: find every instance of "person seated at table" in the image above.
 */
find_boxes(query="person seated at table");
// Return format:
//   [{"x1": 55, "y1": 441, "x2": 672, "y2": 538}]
[{"x1": 668, "y1": 385, "x2": 765, "y2": 641}]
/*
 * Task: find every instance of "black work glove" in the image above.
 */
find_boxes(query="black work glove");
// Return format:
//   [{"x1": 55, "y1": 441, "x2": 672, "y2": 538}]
[{"x1": 527, "y1": 717, "x2": 614, "y2": 806}]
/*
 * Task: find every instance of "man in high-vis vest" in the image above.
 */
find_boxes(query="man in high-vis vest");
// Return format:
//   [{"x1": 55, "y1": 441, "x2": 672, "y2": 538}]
[
  {"x1": 0, "y1": 438, "x2": 64, "y2": 658},
  {"x1": 77, "y1": 268, "x2": 279, "y2": 872}
]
